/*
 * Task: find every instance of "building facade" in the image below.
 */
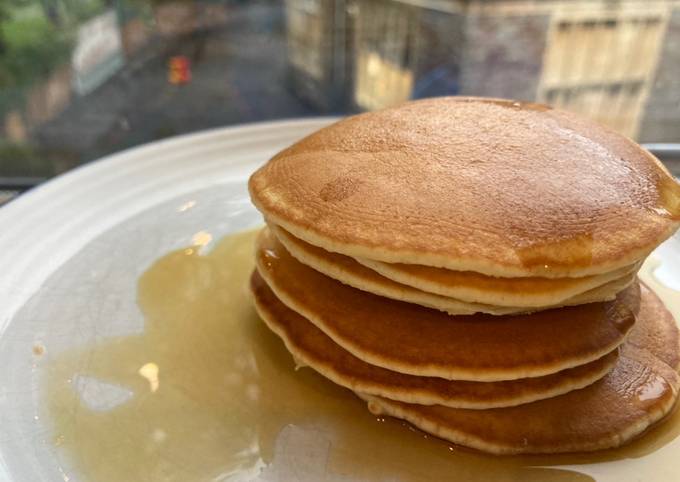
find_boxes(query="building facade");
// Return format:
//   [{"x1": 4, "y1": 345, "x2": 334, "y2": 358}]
[{"x1": 286, "y1": 0, "x2": 680, "y2": 141}]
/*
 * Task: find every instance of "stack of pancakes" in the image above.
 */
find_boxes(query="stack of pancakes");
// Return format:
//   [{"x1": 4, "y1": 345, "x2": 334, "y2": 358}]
[{"x1": 248, "y1": 97, "x2": 680, "y2": 454}]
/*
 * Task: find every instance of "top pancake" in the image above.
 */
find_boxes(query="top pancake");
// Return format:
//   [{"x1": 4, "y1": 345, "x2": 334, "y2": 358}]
[{"x1": 249, "y1": 97, "x2": 680, "y2": 278}]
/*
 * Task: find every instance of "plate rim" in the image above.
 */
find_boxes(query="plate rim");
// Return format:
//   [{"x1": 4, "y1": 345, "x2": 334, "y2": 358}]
[
  {"x1": 0, "y1": 117, "x2": 336, "y2": 328},
  {"x1": 0, "y1": 117, "x2": 337, "y2": 220}
]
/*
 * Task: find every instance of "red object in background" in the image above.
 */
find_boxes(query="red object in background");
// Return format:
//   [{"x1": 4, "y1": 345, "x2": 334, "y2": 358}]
[{"x1": 168, "y1": 56, "x2": 192, "y2": 84}]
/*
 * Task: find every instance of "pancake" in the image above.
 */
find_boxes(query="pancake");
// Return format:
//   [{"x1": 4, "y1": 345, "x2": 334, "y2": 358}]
[
  {"x1": 356, "y1": 256, "x2": 639, "y2": 307},
  {"x1": 249, "y1": 97, "x2": 680, "y2": 278},
  {"x1": 255, "y1": 228, "x2": 639, "y2": 381},
  {"x1": 251, "y1": 273, "x2": 620, "y2": 409},
  {"x1": 361, "y1": 287, "x2": 680, "y2": 454},
  {"x1": 270, "y1": 222, "x2": 513, "y2": 316},
  {"x1": 563, "y1": 272, "x2": 636, "y2": 305},
  {"x1": 628, "y1": 283, "x2": 680, "y2": 370},
  {"x1": 271, "y1": 222, "x2": 636, "y2": 313}
]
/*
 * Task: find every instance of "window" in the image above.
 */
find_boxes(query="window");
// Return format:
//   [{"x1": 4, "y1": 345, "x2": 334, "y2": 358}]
[{"x1": 537, "y1": 5, "x2": 669, "y2": 138}]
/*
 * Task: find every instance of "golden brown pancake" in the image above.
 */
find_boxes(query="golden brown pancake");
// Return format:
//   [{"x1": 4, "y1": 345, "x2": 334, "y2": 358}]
[
  {"x1": 361, "y1": 286, "x2": 680, "y2": 454},
  {"x1": 356, "y1": 256, "x2": 639, "y2": 307},
  {"x1": 269, "y1": 222, "x2": 513, "y2": 315},
  {"x1": 255, "y1": 228, "x2": 638, "y2": 381},
  {"x1": 249, "y1": 97, "x2": 680, "y2": 278},
  {"x1": 628, "y1": 283, "x2": 680, "y2": 370},
  {"x1": 271, "y1": 222, "x2": 636, "y2": 312},
  {"x1": 251, "y1": 273, "x2": 619, "y2": 409}
]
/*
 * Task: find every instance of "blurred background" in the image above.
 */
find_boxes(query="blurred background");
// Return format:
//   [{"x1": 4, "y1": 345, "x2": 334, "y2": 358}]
[{"x1": 1, "y1": 0, "x2": 679, "y2": 204}]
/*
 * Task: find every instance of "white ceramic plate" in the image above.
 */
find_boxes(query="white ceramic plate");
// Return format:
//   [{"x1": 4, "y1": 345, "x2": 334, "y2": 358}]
[
  {"x1": 0, "y1": 119, "x2": 333, "y2": 481},
  {"x1": 0, "y1": 119, "x2": 679, "y2": 482}
]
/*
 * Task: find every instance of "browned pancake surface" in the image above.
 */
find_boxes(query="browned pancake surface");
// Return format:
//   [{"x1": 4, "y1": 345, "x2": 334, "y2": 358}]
[
  {"x1": 364, "y1": 350, "x2": 678, "y2": 454},
  {"x1": 250, "y1": 97, "x2": 680, "y2": 277},
  {"x1": 251, "y1": 273, "x2": 619, "y2": 409},
  {"x1": 255, "y1": 229, "x2": 638, "y2": 381},
  {"x1": 363, "y1": 287, "x2": 680, "y2": 454},
  {"x1": 628, "y1": 283, "x2": 680, "y2": 370}
]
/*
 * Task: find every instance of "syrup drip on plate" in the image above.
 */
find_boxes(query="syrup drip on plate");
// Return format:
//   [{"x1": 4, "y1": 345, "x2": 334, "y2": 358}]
[{"x1": 43, "y1": 230, "x2": 680, "y2": 482}]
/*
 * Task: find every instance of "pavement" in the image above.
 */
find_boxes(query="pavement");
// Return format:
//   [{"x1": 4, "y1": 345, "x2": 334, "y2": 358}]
[{"x1": 32, "y1": 3, "x2": 318, "y2": 171}]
